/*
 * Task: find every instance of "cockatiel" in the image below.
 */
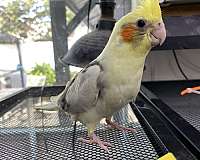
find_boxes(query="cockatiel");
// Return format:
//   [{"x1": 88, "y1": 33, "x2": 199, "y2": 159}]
[{"x1": 57, "y1": 0, "x2": 166, "y2": 152}]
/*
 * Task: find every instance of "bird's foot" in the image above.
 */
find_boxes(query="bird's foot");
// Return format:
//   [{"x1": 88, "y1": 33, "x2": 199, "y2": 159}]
[
  {"x1": 106, "y1": 119, "x2": 136, "y2": 132},
  {"x1": 78, "y1": 133, "x2": 112, "y2": 152}
]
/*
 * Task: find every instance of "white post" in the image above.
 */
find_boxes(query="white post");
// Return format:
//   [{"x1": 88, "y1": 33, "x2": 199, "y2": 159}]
[{"x1": 131, "y1": 0, "x2": 138, "y2": 10}]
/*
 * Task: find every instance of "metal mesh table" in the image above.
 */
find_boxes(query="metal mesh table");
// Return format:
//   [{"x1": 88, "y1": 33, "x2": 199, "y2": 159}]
[
  {"x1": 143, "y1": 81, "x2": 200, "y2": 132},
  {"x1": 0, "y1": 98, "x2": 159, "y2": 160},
  {"x1": 142, "y1": 81, "x2": 200, "y2": 160}
]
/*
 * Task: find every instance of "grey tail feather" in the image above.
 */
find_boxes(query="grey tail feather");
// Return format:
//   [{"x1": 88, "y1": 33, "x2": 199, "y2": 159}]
[
  {"x1": 87, "y1": 0, "x2": 92, "y2": 32},
  {"x1": 72, "y1": 120, "x2": 77, "y2": 157},
  {"x1": 40, "y1": 83, "x2": 49, "y2": 153}
]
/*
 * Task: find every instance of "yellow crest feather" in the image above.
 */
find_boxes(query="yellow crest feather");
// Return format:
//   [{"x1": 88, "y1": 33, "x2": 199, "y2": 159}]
[
  {"x1": 137, "y1": 0, "x2": 162, "y2": 22},
  {"x1": 117, "y1": 0, "x2": 162, "y2": 26}
]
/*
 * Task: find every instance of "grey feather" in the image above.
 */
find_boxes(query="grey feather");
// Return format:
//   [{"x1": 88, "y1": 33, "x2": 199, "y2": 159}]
[{"x1": 57, "y1": 62, "x2": 103, "y2": 114}]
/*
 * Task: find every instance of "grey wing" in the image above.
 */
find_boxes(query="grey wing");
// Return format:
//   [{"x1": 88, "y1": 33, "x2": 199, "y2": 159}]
[{"x1": 57, "y1": 63, "x2": 103, "y2": 114}]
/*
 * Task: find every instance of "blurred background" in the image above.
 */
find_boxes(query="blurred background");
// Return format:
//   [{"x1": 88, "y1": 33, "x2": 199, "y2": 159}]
[
  {"x1": 0, "y1": 0, "x2": 135, "y2": 93},
  {"x1": 0, "y1": 0, "x2": 83, "y2": 91},
  {"x1": 0, "y1": 0, "x2": 200, "y2": 94}
]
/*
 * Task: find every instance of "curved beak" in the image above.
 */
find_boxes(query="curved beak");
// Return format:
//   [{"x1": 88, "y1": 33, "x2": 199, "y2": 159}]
[{"x1": 150, "y1": 21, "x2": 166, "y2": 47}]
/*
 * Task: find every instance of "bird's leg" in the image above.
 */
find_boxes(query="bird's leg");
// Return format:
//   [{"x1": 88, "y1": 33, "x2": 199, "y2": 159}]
[
  {"x1": 106, "y1": 118, "x2": 136, "y2": 132},
  {"x1": 78, "y1": 128, "x2": 112, "y2": 152}
]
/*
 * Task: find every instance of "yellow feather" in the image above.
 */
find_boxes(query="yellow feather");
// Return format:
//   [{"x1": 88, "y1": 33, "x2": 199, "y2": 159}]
[
  {"x1": 116, "y1": 0, "x2": 162, "y2": 26},
  {"x1": 97, "y1": 0, "x2": 162, "y2": 60}
]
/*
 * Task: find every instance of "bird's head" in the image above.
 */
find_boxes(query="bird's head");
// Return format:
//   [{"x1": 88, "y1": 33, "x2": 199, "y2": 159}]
[{"x1": 113, "y1": 0, "x2": 166, "y2": 52}]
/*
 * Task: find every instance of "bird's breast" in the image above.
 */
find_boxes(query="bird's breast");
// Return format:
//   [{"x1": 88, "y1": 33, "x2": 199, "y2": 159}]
[{"x1": 101, "y1": 67, "x2": 143, "y2": 117}]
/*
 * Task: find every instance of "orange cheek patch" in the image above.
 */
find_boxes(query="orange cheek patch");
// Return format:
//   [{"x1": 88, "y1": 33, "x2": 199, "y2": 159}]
[{"x1": 120, "y1": 24, "x2": 136, "y2": 42}]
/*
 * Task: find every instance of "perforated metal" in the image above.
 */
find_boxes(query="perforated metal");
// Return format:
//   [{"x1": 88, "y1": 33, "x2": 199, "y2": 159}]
[
  {"x1": 150, "y1": 87, "x2": 200, "y2": 132},
  {"x1": 143, "y1": 82, "x2": 200, "y2": 133},
  {"x1": 0, "y1": 98, "x2": 158, "y2": 160},
  {"x1": 169, "y1": 98, "x2": 200, "y2": 132}
]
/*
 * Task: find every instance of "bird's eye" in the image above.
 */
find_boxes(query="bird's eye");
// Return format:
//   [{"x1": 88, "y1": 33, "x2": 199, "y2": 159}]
[{"x1": 137, "y1": 19, "x2": 146, "y2": 28}]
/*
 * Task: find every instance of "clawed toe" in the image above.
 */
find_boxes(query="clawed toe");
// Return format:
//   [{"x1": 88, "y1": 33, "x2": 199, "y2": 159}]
[
  {"x1": 106, "y1": 119, "x2": 136, "y2": 132},
  {"x1": 78, "y1": 134, "x2": 112, "y2": 152}
]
